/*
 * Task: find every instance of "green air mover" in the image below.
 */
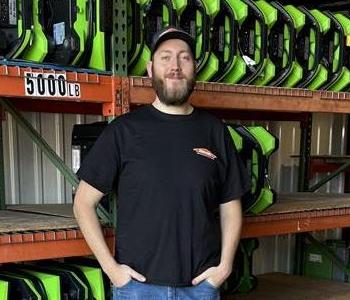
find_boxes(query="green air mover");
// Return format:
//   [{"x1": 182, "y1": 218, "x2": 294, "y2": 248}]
[
  {"x1": 0, "y1": 279, "x2": 8, "y2": 300},
  {"x1": 319, "y1": 11, "x2": 346, "y2": 91},
  {"x1": 88, "y1": 0, "x2": 113, "y2": 70},
  {"x1": 277, "y1": 4, "x2": 304, "y2": 88},
  {"x1": 224, "y1": 239, "x2": 258, "y2": 294},
  {"x1": 25, "y1": 0, "x2": 91, "y2": 66},
  {"x1": 228, "y1": 125, "x2": 278, "y2": 214},
  {"x1": 0, "y1": 0, "x2": 32, "y2": 59},
  {"x1": 22, "y1": 0, "x2": 48, "y2": 62},
  {"x1": 38, "y1": 261, "x2": 95, "y2": 300},
  {"x1": 68, "y1": 264, "x2": 105, "y2": 300},
  {"x1": 325, "y1": 12, "x2": 350, "y2": 92},
  {"x1": 179, "y1": 0, "x2": 219, "y2": 81},
  {"x1": 22, "y1": 264, "x2": 88, "y2": 300},
  {"x1": 302, "y1": 9, "x2": 331, "y2": 90},
  {"x1": 0, "y1": 273, "x2": 41, "y2": 300},
  {"x1": 129, "y1": 0, "x2": 185, "y2": 76},
  {"x1": 294, "y1": 6, "x2": 322, "y2": 89},
  {"x1": 250, "y1": 0, "x2": 278, "y2": 86},
  {"x1": 237, "y1": 0, "x2": 268, "y2": 84},
  {"x1": 210, "y1": 0, "x2": 248, "y2": 83},
  {"x1": 1, "y1": 266, "x2": 61, "y2": 300},
  {"x1": 65, "y1": 258, "x2": 111, "y2": 300},
  {"x1": 267, "y1": 2, "x2": 295, "y2": 86},
  {"x1": 0, "y1": 270, "x2": 48, "y2": 300},
  {"x1": 128, "y1": 0, "x2": 148, "y2": 69}
]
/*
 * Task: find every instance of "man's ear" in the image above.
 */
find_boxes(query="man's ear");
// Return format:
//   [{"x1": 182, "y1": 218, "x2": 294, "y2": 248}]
[{"x1": 147, "y1": 61, "x2": 153, "y2": 78}]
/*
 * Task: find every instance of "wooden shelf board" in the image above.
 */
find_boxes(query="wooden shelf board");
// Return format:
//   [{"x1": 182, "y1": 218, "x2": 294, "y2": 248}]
[
  {"x1": 225, "y1": 273, "x2": 350, "y2": 300},
  {"x1": 242, "y1": 193, "x2": 350, "y2": 238}
]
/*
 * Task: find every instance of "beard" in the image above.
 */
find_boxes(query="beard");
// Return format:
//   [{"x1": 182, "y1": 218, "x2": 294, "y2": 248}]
[{"x1": 152, "y1": 68, "x2": 195, "y2": 106}]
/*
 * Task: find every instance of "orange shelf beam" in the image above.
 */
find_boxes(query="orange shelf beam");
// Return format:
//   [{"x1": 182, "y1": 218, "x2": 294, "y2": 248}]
[
  {"x1": 241, "y1": 208, "x2": 350, "y2": 238},
  {"x1": 128, "y1": 77, "x2": 350, "y2": 114},
  {"x1": 0, "y1": 227, "x2": 115, "y2": 263},
  {"x1": 0, "y1": 65, "x2": 121, "y2": 116}
]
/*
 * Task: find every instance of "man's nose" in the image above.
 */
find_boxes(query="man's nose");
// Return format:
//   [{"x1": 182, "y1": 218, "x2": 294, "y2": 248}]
[{"x1": 170, "y1": 57, "x2": 181, "y2": 70}]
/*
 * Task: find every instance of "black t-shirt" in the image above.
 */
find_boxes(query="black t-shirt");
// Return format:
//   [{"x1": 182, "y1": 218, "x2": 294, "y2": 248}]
[{"x1": 77, "y1": 105, "x2": 250, "y2": 286}]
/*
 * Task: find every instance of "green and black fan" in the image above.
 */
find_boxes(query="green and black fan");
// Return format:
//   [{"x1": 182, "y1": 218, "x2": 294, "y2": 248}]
[
  {"x1": 211, "y1": 0, "x2": 248, "y2": 83},
  {"x1": 324, "y1": 12, "x2": 350, "y2": 92},
  {"x1": 179, "y1": 0, "x2": 220, "y2": 81},
  {"x1": 228, "y1": 125, "x2": 278, "y2": 214},
  {"x1": 0, "y1": 273, "x2": 41, "y2": 300},
  {"x1": 20, "y1": 264, "x2": 89, "y2": 300},
  {"x1": 303, "y1": 9, "x2": 331, "y2": 90},
  {"x1": 129, "y1": 0, "x2": 184, "y2": 75},
  {"x1": 0, "y1": 279, "x2": 8, "y2": 300},
  {"x1": 128, "y1": 0, "x2": 148, "y2": 71},
  {"x1": 294, "y1": 6, "x2": 322, "y2": 89},
  {"x1": 251, "y1": 0, "x2": 278, "y2": 86},
  {"x1": 0, "y1": 0, "x2": 32, "y2": 59},
  {"x1": 319, "y1": 11, "x2": 346, "y2": 91},
  {"x1": 237, "y1": 0, "x2": 268, "y2": 84},
  {"x1": 223, "y1": 239, "x2": 258, "y2": 294},
  {"x1": 24, "y1": 0, "x2": 92, "y2": 66},
  {"x1": 87, "y1": 0, "x2": 113, "y2": 70},
  {"x1": 267, "y1": 1, "x2": 296, "y2": 86}
]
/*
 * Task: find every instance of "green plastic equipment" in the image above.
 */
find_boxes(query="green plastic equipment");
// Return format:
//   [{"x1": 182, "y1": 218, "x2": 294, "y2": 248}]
[
  {"x1": 211, "y1": 0, "x2": 248, "y2": 83},
  {"x1": 224, "y1": 239, "x2": 259, "y2": 294},
  {"x1": 277, "y1": 4, "x2": 305, "y2": 88},
  {"x1": 317, "y1": 11, "x2": 344, "y2": 91},
  {"x1": 129, "y1": 0, "x2": 185, "y2": 76},
  {"x1": 0, "y1": 279, "x2": 8, "y2": 300},
  {"x1": 22, "y1": 264, "x2": 89, "y2": 300},
  {"x1": 267, "y1": 2, "x2": 296, "y2": 86},
  {"x1": 24, "y1": 0, "x2": 92, "y2": 66},
  {"x1": 0, "y1": 0, "x2": 33, "y2": 59},
  {"x1": 237, "y1": 0, "x2": 268, "y2": 84},
  {"x1": 87, "y1": 0, "x2": 113, "y2": 70},
  {"x1": 228, "y1": 125, "x2": 278, "y2": 214},
  {"x1": 179, "y1": 0, "x2": 220, "y2": 81},
  {"x1": 303, "y1": 9, "x2": 331, "y2": 90},
  {"x1": 294, "y1": 6, "x2": 322, "y2": 89},
  {"x1": 324, "y1": 12, "x2": 350, "y2": 92},
  {"x1": 251, "y1": 0, "x2": 278, "y2": 86},
  {"x1": 1, "y1": 265, "x2": 61, "y2": 300},
  {"x1": 0, "y1": 273, "x2": 41, "y2": 300},
  {"x1": 128, "y1": 0, "x2": 148, "y2": 70}
]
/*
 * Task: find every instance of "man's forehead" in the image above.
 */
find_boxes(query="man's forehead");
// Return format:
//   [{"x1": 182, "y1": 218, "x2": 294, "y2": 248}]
[{"x1": 155, "y1": 39, "x2": 192, "y2": 53}]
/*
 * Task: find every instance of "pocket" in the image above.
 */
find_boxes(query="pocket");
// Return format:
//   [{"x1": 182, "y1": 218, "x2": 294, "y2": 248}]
[
  {"x1": 115, "y1": 278, "x2": 134, "y2": 289},
  {"x1": 203, "y1": 280, "x2": 219, "y2": 290}
]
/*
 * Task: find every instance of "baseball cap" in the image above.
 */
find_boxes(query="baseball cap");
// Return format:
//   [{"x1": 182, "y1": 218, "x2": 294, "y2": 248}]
[{"x1": 151, "y1": 26, "x2": 195, "y2": 57}]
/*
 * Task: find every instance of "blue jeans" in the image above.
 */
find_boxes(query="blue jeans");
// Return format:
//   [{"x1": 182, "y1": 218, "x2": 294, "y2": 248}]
[{"x1": 112, "y1": 279, "x2": 220, "y2": 300}]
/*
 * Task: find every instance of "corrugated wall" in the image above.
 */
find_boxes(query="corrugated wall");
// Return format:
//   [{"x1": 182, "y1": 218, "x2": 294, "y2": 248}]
[
  {"x1": 1, "y1": 111, "x2": 348, "y2": 274},
  {"x1": 2, "y1": 111, "x2": 103, "y2": 205}
]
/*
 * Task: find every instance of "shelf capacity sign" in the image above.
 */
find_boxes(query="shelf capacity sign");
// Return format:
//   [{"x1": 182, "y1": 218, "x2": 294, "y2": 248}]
[{"x1": 24, "y1": 72, "x2": 81, "y2": 98}]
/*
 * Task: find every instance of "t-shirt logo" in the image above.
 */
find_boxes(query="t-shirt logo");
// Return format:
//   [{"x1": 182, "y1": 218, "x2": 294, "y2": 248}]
[{"x1": 193, "y1": 148, "x2": 217, "y2": 160}]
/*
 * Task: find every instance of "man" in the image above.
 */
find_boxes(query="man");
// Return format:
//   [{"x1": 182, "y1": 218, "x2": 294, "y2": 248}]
[{"x1": 73, "y1": 26, "x2": 250, "y2": 299}]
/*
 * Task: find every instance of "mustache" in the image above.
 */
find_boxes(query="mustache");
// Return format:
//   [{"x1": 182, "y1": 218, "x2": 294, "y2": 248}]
[{"x1": 164, "y1": 73, "x2": 186, "y2": 79}]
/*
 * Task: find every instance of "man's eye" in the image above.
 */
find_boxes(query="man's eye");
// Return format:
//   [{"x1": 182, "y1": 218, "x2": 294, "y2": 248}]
[
  {"x1": 161, "y1": 56, "x2": 170, "y2": 61},
  {"x1": 181, "y1": 55, "x2": 190, "y2": 61}
]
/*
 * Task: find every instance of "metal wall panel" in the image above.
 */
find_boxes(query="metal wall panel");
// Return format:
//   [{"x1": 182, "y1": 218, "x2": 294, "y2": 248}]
[{"x1": 3, "y1": 111, "x2": 103, "y2": 204}]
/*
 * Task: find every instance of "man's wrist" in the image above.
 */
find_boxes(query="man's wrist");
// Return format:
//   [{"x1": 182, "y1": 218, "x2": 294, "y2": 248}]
[{"x1": 218, "y1": 262, "x2": 232, "y2": 277}]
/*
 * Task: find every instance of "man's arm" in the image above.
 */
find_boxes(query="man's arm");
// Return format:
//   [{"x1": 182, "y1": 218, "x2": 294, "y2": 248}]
[
  {"x1": 73, "y1": 180, "x2": 146, "y2": 287},
  {"x1": 192, "y1": 199, "x2": 242, "y2": 286}
]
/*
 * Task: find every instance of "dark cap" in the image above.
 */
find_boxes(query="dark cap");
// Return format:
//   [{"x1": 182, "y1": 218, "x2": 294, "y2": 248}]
[{"x1": 151, "y1": 26, "x2": 195, "y2": 57}]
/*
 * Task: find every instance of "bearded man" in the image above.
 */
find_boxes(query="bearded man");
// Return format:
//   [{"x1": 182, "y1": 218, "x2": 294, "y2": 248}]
[{"x1": 73, "y1": 26, "x2": 250, "y2": 300}]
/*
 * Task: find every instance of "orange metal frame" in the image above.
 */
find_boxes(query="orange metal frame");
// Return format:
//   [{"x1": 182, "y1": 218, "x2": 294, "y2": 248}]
[{"x1": 0, "y1": 227, "x2": 115, "y2": 263}]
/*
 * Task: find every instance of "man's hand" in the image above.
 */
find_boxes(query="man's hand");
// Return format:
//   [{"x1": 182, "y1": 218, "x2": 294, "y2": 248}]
[
  {"x1": 191, "y1": 264, "x2": 232, "y2": 288},
  {"x1": 106, "y1": 263, "x2": 146, "y2": 288}
]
